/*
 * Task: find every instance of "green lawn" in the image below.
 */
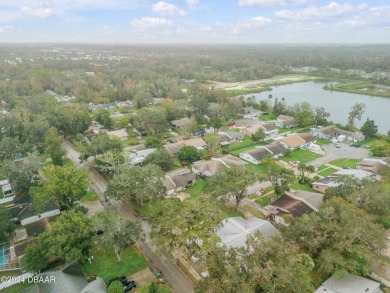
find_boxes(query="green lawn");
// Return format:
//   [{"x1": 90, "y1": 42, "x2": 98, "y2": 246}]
[
  {"x1": 316, "y1": 138, "x2": 331, "y2": 146},
  {"x1": 316, "y1": 165, "x2": 327, "y2": 171},
  {"x1": 227, "y1": 210, "x2": 245, "y2": 218},
  {"x1": 82, "y1": 245, "x2": 148, "y2": 285},
  {"x1": 229, "y1": 144, "x2": 263, "y2": 156},
  {"x1": 242, "y1": 204, "x2": 264, "y2": 218},
  {"x1": 246, "y1": 163, "x2": 268, "y2": 174},
  {"x1": 256, "y1": 196, "x2": 272, "y2": 207},
  {"x1": 0, "y1": 271, "x2": 32, "y2": 293},
  {"x1": 281, "y1": 149, "x2": 320, "y2": 164},
  {"x1": 329, "y1": 158, "x2": 360, "y2": 168},
  {"x1": 290, "y1": 181, "x2": 314, "y2": 192},
  {"x1": 228, "y1": 136, "x2": 253, "y2": 148},
  {"x1": 81, "y1": 191, "x2": 99, "y2": 202},
  {"x1": 318, "y1": 167, "x2": 338, "y2": 177},
  {"x1": 259, "y1": 113, "x2": 276, "y2": 121},
  {"x1": 139, "y1": 283, "x2": 173, "y2": 293},
  {"x1": 357, "y1": 138, "x2": 385, "y2": 147}
]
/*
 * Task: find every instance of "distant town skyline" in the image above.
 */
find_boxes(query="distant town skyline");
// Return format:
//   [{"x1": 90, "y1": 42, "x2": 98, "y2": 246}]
[{"x1": 0, "y1": 0, "x2": 389, "y2": 43}]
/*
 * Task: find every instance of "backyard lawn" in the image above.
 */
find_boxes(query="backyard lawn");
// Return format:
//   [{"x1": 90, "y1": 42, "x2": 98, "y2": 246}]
[
  {"x1": 280, "y1": 149, "x2": 320, "y2": 164},
  {"x1": 316, "y1": 138, "x2": 331, "y2": 146},
  {"x1": 318, "y1": 167, "x2": 338, "y2": 177},
  {"x1": 81, "y1": 191, "x2": 99, "y2": 202},
  {"x1": 229, "y1": 144, "x2": 263, "y2": 156},
  {"x1": 246, "y1": 163, "x2": 268, "y2": 174},
  {"x1": 83, "y1": 245, "x2": 148, "y2": 285},
  {"x1": 188, "y1": 179, "x2": 207, "y2": 198}
]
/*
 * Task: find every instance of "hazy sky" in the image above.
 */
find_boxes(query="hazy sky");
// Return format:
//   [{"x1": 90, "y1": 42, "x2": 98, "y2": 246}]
[{"x1": 0, "y1": 0, "x2": 389, "y2": 43}]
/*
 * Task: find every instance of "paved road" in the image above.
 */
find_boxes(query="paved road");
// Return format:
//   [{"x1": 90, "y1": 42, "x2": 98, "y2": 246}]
[
  {"x1": 62, "y1": 141, "x2": 194, "y2": 293},
  {"x1": 309, "y1": 143, "x2": 369, "y2": 167}
]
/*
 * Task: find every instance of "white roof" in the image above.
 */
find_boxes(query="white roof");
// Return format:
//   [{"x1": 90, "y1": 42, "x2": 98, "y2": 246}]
[
  {"x1": 315, "y1": 273, "x2": 382, "y2": 293},
  {"x1": 0, "y1": 179, "x2": 10, "y2": 186},
  {"x1": 107, "y1": 128, "x2": 128, "y2": 138},
  {"x1": 129, "y1": 148, "x2": 156, "y2": 163},
  {"x1": 333, "y1": 169, "x2": 374, "y2": 180},
  {"x1": 216, "y1": 217, "x2": 279, "y2": 249}
]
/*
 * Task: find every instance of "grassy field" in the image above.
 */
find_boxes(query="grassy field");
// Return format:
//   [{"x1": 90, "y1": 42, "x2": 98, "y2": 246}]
[
  {"x1": 281, "y1": 149, "x2": 320, "y2": 164},
  {"x1": 246, "y1": 163, "x2": 268, "y2": 174},
  {"x1": 83, "y1": 245, "x2": 148, "y2": 285},
  {"x1": 242, "y1": 204, "x2": 264, "y2": 218},
  {"x1": 318, "y1": 167, "x2": 338, "y2": 177},
  {"x1": 316, "y1": 165, "x2": 327, "y2": 171},
  {"x1": 227, "y1": 210, "x2": 245, "y2": 218},
  {"x1": 188, "y1": 179, "x2": 207, "y2": 198},
  {"x1": 329, "y1": 158, "x2": 360, "y2": 168},
  {"x1": 315, "y1": 138, "x2": 331, "y2": 146}
]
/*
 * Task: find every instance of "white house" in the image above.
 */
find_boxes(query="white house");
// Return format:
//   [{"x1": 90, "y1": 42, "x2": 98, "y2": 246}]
[
  {"x1": 275, "y1": 115, "x2": 295, "y2": 128},
  {"x1": 128, "y1": 148, "x2": 156, "y2": 165},
  {"x1": 310, "y1": 125, "x2": 365, "y2": 142},
  {"x1": 163, "y1": 169, "x2": 196, "y2": 195},
  {"x1": 107, "y1": 128, "x2": 129, "y2": 141},
  {"x1": 239, "y1": 144, "x2": 286, "y2": 165}
]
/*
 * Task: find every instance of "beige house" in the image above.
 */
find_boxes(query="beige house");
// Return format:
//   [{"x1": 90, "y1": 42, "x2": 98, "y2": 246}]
[
  {"x1": 192, "y1": 154, "x2": 247, "y2": 177},
  {"x1": 163, "y1": 169, "x2": 196, "y2": 195},
  {"x1": 275, "y1": 115, "x2": 295, "y2": 128},
  {"x1": 356, "y1": 157, "x2": 390, "y2": 175},
  {"x1": 107, "y1": 128, "x2": 129, "y2": 141}
]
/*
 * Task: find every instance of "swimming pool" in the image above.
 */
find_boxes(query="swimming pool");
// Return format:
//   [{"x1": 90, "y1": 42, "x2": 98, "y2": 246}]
[{"x1": 0, "y1": 246, "x2": 10, "y2": 268}]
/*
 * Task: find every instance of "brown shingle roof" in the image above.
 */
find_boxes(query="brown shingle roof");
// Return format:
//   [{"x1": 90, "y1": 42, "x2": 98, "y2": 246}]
[
  {"x1": 164, "y1": 142, "x2": 185, "y2": 156},
  {"x1": 270, "y1": 194, "x2": 315, "y2": 217},
  {"x1": 280, "y1": 135, "x2": 305, "y2": 147},
  {"x1": 298, "y1": 133, "x2": 316, "y2": 143},
  {"x1": 265, "y1": 144, "x2": 286, "y2": 155},
  {"x1": 245, "y1": 148, "x2": 272, "y2": 161},
  {"x1": 183, "y1": 138, "x2": 207, "y2": 148},
  {"x1": 234, "y1": 119, "x2": 262, "y2": 128}
]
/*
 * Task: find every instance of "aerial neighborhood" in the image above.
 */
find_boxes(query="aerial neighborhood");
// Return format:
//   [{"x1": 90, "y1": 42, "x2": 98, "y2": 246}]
[{"x1": 0, "y1": 44, "x2": 390, "y2": 293}]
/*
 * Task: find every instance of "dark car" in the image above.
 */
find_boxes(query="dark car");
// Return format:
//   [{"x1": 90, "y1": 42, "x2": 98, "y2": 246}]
[
  {"x1": 124, "y1": 281, "x2": 136, "y2": 292},
  {"x1": 108, "y1": 276, "x2": 128, "y2": 286},
  {"x1": 349, "y1": 143, "x2": 360, "y2": 148}
]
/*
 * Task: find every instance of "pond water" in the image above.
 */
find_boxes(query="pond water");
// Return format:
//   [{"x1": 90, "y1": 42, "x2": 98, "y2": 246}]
[{"x1": 243, "y1": 81, "x2": 390, "y2": 134}]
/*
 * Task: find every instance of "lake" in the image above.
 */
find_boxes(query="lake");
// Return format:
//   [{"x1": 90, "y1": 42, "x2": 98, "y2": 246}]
[{"x1": 243, "y1": 81, "x2": 390, "y2": 134}]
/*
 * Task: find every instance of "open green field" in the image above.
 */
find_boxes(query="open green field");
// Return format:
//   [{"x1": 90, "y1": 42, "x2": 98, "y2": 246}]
[
  {"x1": 281, "y1": 149, "x2": 321, "y2": 164},
  {"x1": 290, "y1": 181, "x2": 314, "y2": 192},
  {"x1": 246, "y1": 163, "x2": 268, "y2": 174},
  {"x1": 318, "y1": 167, "x2": 338, "y2": 177},
  {"x1": 329, "y1": 158, "x2": 360, "y2": 168},
  {"x1": 83, "y1": 245, "x2": 148, "y2": 285}
]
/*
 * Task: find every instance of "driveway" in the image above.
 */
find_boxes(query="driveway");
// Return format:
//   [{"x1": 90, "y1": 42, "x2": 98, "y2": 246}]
[{"x1": 309, "y1": 143, "x2": 369, "y2": 167}]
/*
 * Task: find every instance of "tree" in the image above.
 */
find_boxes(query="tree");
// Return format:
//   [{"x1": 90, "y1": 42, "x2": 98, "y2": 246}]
[
  {"x1": 96, "y1": 212, "x2": 143, "y2": 261},
  {"x1": 45, "y1": 127, "x2": 66, "y2": 166},
  {"x1": 148, "y1": 281, "x2": 160, "y2": 293},
  {"x1": 283, "y1": 197, "x2": 388, "y2": 275},
  {"x1": 145, "y1": 137, "x2": 163, "y2": 149},
  {"x1": 178, "y1": 146, "x2": 201, "y2": 163},
  {"x1": 135, "y1": 109, "x2": 167, "y2": 136},
  {"x1": 94, "y1": 108, "x2": 112, "y2": 129},
  {"x1": 370, "y1": 141, "x2": 390, "y2": 157},
  {"x1": 0, "y1": 209, "x2": 16, "y2": 242},
  {"x1": 347, "y1": 102, "x2": 365, "y2": 130},
  {"x1": 203, "y1": 134, "x2": 221, "y2": 157},
  {"x1": 149, "y1": 196, "x2": 227, "y2": 257},
  {"x1": 210, "y1": 118, "x2": 223, "y2": 132},
  {"x1": 23, "y1": 211, "x2": 95, "y2": 272},
  {"x1": 81, "y1": 134, "x2": 123, "y2": 160},
  {"x1": 314, "y1": 107, "x2": 330, "y2": 126},
  {"x1": 179, "y1": 115, "x2": 199, "y2": 136},
  {"x1": 105, "y1": 164, "x2": 165, "y2": 206},
  {"x1": 49, "y1": 104, "x2": 91, "y2": 135},
  {"x1": 208, "y1": 166, "x2": 256, "y2": 211},
  {"x1": 294, "y1": 110, "x2": 315, "y2": 127},
  {"x1": 23, "y1": 240, "x2": 48, "y2": 273},
  {"x1": 31, "y1": 164, "x2": 89, "y2": 211},
  {"x1": 108, "y1": 281, "x2": 124, "y2": 293},
  {"x1": 93, "y1": 151, "x2": 125, "y2": 177},
  {"x1": 360, "y1": 118, "x2": 378, "y2": 138},
  {"x1": 143, "y1": 149, "x2": 174, "y2": 170},
  {"x1": 263, "y1": 158, "x2": 295, "y2": 195},
  {"x1": 297, "y1": 163, "x2": 315, "y2": 184},
  {"x1": 251, "y1": 128, "x2": 266, "y2": 142},
  {"x1": 196, "y1": 236, "x2": 315, "y2": 293}
]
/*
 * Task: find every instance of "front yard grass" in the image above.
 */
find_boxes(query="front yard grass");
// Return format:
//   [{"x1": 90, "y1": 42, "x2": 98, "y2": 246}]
[
  {"x1": 329, "y1": 158, "x2": 360, "y2": 168},
  {"x1": 242, "y1": 204, "x2": 264, "y2": 218},
  {"x1": 316, "y1": 138, "x2": 331, "y2": 146},
  {"x1": 318, "y1": 167, "x2": 338, "y2": 177},
  {"x1": 229, "y1": 144, "x2": 263, "y2": 156},
  {"x1": 316, "y1": 165, "x2": 327, "y2": 171},
  {"x1": 246, "y1": 163, "x2": 268, "y2": 174},
  {"x1": 290, "y1": 181, "x2": 314, "y2": 192},
  {"x1": 82, "y1": 245, "x2": 148, "y2": 285},
  {"x1": 280, "y1": 149, "x2": 320, "y2": 164},
  {"x1": 188, "y1": 179, "x2": 207, "y2": 198}
]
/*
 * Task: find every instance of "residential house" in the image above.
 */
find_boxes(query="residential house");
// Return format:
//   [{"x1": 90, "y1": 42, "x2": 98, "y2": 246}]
[
  {"x1": 153, "y1": 98, "x2": 166, "y2": 104},
  {"x1": 116, "y1": 100, "x2": 135, "y2": 108},
  {"x1": 128, "y1": 148, "x2": 156, "y2": 165},
  {"x1": 289, "y1": 190, "x2": 324, "y2": 210},
  {"x1": 164, "y1": 141, "x2": 186, "y2": 156},
  {"x1": 171, "y1": 118, "x2": 191, "y2": 129},
  {"x1": 310, "y1": 125, "x2": 365, "y2": 142},
  {"x1": 216, "y1": 217, "x2": 280, "y2": 249},
  {"x1": 83, "y1": 123, "x2": 105, "y2": 136},
  {"x1": 218, "y1": 131, "x2": 245, "y2": 146},
  {"x1": 312, "y1": 169, "x2": 379, "y2": 194},
  {"x1": 20, "y1": 262, "x2": 107, "y2": 293},
  {"x1": 314, "y1": 273, "x2": 382, "y2": 293},
  {"x1": 239, "y1": 144, "x2": 286, "y2": 165},
  {"x1": 107, "y1": 128, "x2": 129, "y2": 141},
  {"x1": 275, "y1": 115, "x2": 295, "y2": 128},
  {"x1": 259, "y1": 123, "x2": 279, "y2": 136},
  {"x1": 163, "y1": 169, "x2": 196, "y2": 195},
  {"x1": 266, "y1": 192, "x2": 318, "y2": 225},
  {"x1": 192, "y1": 154, "x2": 247, "y2": 177},
  {"x1": 0, "y1": 179, "x2": 13, "y2": 197},
  {"x1": 277, "y1": 133, "x2": 316, "y2": 150},
  {"x1": 356, "y1": 157, "x2": 390, "y2": 175},
  {"x1": 233, "y1": 119, "x2": 278, "y2": 136},
  {"x1": 88, "y1": 103, "x2": 115, "y2": 112},
  {"x1": 183, "y1": 137, "x2": 208, "y2": 150},
  {"x1": 9, "y1": 194, "x2": 61, "y2": 226}
]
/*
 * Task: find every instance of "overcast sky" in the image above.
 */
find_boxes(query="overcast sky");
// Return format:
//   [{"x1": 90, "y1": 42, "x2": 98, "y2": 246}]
[{"x1": 0, "y1": 0, "x2": 389, "y2": 43}]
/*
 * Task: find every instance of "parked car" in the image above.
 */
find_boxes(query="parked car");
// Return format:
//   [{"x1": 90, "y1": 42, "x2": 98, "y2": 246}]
[
  {"x1": 108, "y1": 276, "x2": 128, "y2": 286},
  {"x1": 343, "y1": 166, "x2": 351, "y2": 169},
  {"x1": 124, "y1": 281, "x2": 136, "y2": 292},
  {"x1": 349, "y1": 143, "x2": 359, "y2": 148},
  {"x1": 335, "y1": 143, "x2": 340, "y2": 148}
]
